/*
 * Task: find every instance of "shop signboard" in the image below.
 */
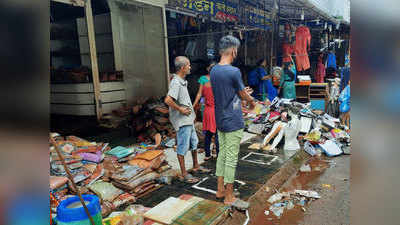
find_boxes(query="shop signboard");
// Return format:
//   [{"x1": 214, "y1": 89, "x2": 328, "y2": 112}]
[
  {"x1": 243, "y1": 4, "x2": 272, "y2": 30},
  {"x1": 170, "y1": 0, "x2": 239, "y2": 22},
  {"x1": 169, "y1": 0, "x2": 272, "y2": 29}
]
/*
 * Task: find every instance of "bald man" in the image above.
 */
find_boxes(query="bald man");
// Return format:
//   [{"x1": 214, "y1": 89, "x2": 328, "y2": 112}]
[{"x1": 164, "y1": 56, "x2": 211, "y2": 184}]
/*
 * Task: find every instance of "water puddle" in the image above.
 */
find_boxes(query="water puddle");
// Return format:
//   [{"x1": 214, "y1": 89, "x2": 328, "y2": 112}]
[{"x1": 250, "y1": 157, "x2": 329, "y2": 225}]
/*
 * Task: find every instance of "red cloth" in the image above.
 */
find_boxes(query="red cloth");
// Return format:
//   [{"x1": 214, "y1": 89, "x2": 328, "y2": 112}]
[
  {"x1": 294, "y1": 26, "x2": 311, "y2": 71},
  {"x1": 315, "y1": 54, "x2": 326, "y2": 83},
  {"x1": 282, "y1": 43, "x2": 294, "y2": 63},
  {"x1": 202, "y1": 85, "x2": 217, "y2": 133}
]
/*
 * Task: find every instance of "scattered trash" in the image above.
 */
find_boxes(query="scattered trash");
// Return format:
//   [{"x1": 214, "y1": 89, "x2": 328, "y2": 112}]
[
  {"x1": 298, "y1": 199, "x2": 307, "y2": 206},
  {"x1": 304, "y1": 130, "x2": 321, "y2": 142},
  {"x1": 300, "y1": 164, "x2": 312, "y2": 172},
  {"x1": 319, "y1": 140, "x2": 342, "y2": 157},
  {"x1": 267, "y1": 193, "x2": 284, "y2": 204},
  {"x1": 304, "y1": 141, "x2": 317, "y2": 156},
  {"x1": 269, "y1": 205, "x2": 284, "y2": 218},
  {"x1": 314, "y1": 166, "x2": 321, "y2": 171},
  {"x1": 287, "y1": 200, "x2": 294, "y2": 210},
  {"x1": 265, "y1": 186, "x2": 270, "y2": 192},
  {"x1": 264, "y1": 210, "x2": 270, "y2": 216},
  {"x1": 301, "y1": 207, "x2": 306, "y2": 212},
  {"x1": 294, "y1": 190, "x2": 321, "y2": 199},
  {"x1": 164, "y1": 138, "x2": 176, "y2": 148},
  {"x1": 342, "y1": 146, "x2": 351, "y2": 155}
]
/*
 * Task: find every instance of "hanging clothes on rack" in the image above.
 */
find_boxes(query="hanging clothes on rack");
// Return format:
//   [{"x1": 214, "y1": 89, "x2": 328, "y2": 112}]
[
  {"x1": 294, "y1": 26, "x2": 311, "y2": 71},
  {"x1": 315, "y1": 54, "x2": 326, "y2": 83},
  {"x1": 326, "y1": 52, "x2": 337, "y2": 69},
  {"x1": 284, "y1": 23, "x2": 293, "y2": 43},
  {"x1": 282, "y1": 43, "x2": 294, "y2": 63},
  {"x1": 340, "y1": 67, "x2": 350, "y2": 92}
]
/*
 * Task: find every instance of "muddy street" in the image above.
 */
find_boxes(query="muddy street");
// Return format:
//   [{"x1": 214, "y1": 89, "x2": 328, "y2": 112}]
[{"x1": 250, "y1": 155, "x2": 350, "y2": 225}]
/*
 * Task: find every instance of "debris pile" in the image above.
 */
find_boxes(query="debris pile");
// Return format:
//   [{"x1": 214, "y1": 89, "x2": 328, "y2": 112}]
[
  {"x1": 242, "y1": 97, "x2": 351, "y2": 156},
  {"x1": 49, "y1": 133, "x2": 177, "y2": 221},
  {"x1": 266, "y1": 190, "x2": 321, "y2": 218}
]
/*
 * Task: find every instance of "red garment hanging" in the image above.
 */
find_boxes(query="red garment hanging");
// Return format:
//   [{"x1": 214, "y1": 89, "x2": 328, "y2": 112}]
[
  {"x1": 282, "y1": 43, "x2": 294, "y2": 63},
  {"x1": 294, "y1": 26, "x2": 311, "y2": 71}
]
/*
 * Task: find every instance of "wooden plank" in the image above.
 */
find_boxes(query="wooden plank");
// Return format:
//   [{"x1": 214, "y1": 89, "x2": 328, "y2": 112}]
[
  {"x1": 100, "y1": 82, "x2": 125, "y2": 92},
  {"x1": 85, "y1": 0, "x2": 102, "y2": 120},
  {"x1": 51, "y1": 90, "x2": 126, "y2": 104},
  {"x1": 144, "y1": 197, "x2": 201, "y2": 224},
  {"x1": 172, "y1": 199, "x2": 230, "y2": 225},
  {"x1": 51, "y1": 82, "x2": 125, "y2": 93},
  {"x1": 51, "y1": 83, "x2": 92, "y2": 93},
  {"x1": 51, "y1": 0, "x2": 85, "y2": 7},
  {"x1": 51, "y1": 101, "x2": 125, "y2": 116}
]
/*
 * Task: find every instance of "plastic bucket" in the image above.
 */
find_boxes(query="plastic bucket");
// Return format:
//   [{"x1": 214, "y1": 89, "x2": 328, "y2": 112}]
[{"x1": 56, "y1": 195, "x2": 102, "y2": 225}]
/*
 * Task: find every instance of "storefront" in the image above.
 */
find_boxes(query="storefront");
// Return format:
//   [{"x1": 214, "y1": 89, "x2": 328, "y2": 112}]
[
  {"x1": 165, "y1": 0, "x2": 274, "y2": 100},
  {"x1": 50, "y1": 0, "x2": 170, "y2": 119}
]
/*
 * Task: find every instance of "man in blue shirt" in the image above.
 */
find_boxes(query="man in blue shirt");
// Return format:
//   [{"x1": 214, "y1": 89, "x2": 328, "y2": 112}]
[{"x1": 210, "y1": 35, "x2": 256, "y2": 209}]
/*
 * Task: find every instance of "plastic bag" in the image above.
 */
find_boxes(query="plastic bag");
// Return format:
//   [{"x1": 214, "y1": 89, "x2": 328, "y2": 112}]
[
  {"x1": 304, "y1": 130, "x2": 321, "y2": 142},
  {"x1": 88, "y1": 181, "x2": 123, "y2": 202},
  {"x1": 125, "y1": 204, "x2": 148, "y2": 216},
  {"x1": 339, "y1": 85, "x2": 350, "y2": 113},
  {"x1": 319, "y1": 140, "x2": 342, "y2": 157},
  {"x1": 119, "y1": 213, "x2": 143, "y2": 225},
  {"x1": 304, "y1": 141, "x2": 317, "y2": 156}
]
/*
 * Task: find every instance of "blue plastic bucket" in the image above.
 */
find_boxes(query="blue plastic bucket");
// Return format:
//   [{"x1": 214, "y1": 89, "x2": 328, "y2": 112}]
[{"x1": 56, "y1": 195, "x2": 102, "y2": 225}]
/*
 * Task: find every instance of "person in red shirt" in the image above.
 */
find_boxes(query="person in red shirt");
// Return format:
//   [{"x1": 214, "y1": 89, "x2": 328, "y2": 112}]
[{"x1": 193, "y1": 61, "x2": 218, "y2": 161}]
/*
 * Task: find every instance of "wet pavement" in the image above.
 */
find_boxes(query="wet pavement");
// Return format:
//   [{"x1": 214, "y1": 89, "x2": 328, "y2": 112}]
[
  {"x1": 136, "y1": 135, "x2": 299, "y2": 207},
  {"x1": 250, "y1": 155, "x2": 350, "y2": 225}
]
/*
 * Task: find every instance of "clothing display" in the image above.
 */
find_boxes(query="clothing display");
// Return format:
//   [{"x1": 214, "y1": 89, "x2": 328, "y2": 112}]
[
  {"x1": 340, "y1": 67, "x2": 350, "y2": 92},
  {"x1": 315, "y1": 54, "x2": 326, "y2": 83},
  {"x1": 336, "y1": 40, "x2": 349, "y2": 67},
  {"x1": 294, "y1": 26, "x2": 311, "y2": 71},
  {"x1": 261, "y1": 115, "x2": 301, "y2": 152},
  {"x1": 262, "y1": 121, "x2": 286, "y2": 150},
  {"x1": 184, "y1": 41, "x2": 197, "y2": 57},
  {"x1": 283, "y1": 115, "x2": 301, "y2": 151},
  {"x1": 282, "y1": 43, "x2": 294, "y2": 63},
  {"x1": 326, "y1": 52, "x2": 337, "y2": 69},
  {"x1": 339, "y1": 85, "x2": 350, "y2": 113}
]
